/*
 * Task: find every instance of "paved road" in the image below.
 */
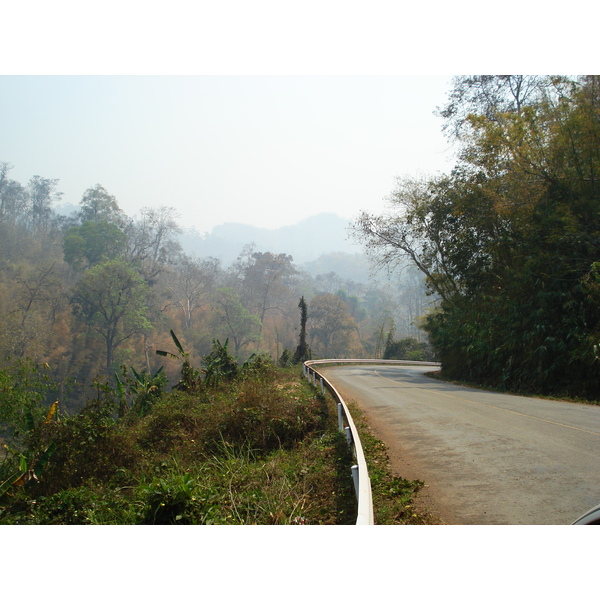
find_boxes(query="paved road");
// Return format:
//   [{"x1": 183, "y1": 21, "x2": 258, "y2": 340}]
[{"x1": 319, "y1": 364, "x2": 600, "y2": 524}]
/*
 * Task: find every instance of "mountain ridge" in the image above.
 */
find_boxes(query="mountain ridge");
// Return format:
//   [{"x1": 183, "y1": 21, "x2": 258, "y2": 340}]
[{"x1": 178, "y1": 212, "x2": 365, "y2": 266}]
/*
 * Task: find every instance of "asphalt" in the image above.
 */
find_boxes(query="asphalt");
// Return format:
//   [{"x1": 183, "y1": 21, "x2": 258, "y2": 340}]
[{"x1": 319, "y1": 364, "x2": 600, "y2": 525}]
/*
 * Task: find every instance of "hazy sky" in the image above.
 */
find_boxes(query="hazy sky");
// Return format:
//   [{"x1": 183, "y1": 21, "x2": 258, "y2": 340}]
[
  {"x1": 0, "y1": 75, "x2": 455, "y2": 233},
  {"x1": 2, "y1": 3, "x2": 591, "y2": 236}
]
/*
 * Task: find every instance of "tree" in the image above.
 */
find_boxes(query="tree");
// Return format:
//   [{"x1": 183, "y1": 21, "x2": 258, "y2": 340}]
[
  {"x1": 71, "y1": 259, "x2": 152, "y2": 374},
  {"x1": 63, "y1": 220, "x2": 127, "y2": 271},
  {"x1": 354, "y1": 75, "x2": 600, "y2": 398},
  {"x1": 0, "y1": 162, "x2": 27, "y2": 225},
  {"x1": 26, "y1": 175, "x2": 62, "y2": 233},
  {"x1": 292, "y1": 296, "x2": 310, "y2": 363},
  {"x1": 125, "y1": 206, "x2": 181, "y2": 283},
  {"x1": 78, "y1": 184, "x2": 125, "y2": 225},
  {"x1": 162, "y1": 255, "x2": 221, "y2": 330},
  {"x1": 436, "y1": 75, "x2": 565, "y2": 142},
  {"x1": 308, "y1": 293, "x2": 361, "y2": 358},
  {"x1": 213, "y1": 287, "x2": 261, "y2": 357},
  {"x1": 13, "y1": 262, "x2": 64, "y2": 328},
  {"x1": 228, "y1": 249, "x2": 298, "y2": 349}
]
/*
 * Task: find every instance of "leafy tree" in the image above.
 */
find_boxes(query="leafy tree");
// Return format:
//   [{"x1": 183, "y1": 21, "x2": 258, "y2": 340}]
[
  {"x1": 71, "y1": 259, "x2": 152, "y2": 374},
  {"x1": 78, "y1": 184, "x2": 125, "y2": 225},
  {"x1": 436, "y1": 75, "x2": 563, "y2": 142},
  {"x1": 229, "y1": 249, "x2": 298, "y2": 350},
  {"x1": 213, "y1": 287, "x2": 262, "y2": 356},
  {"x1": 63, "y1": 220, "x2": 127, "y2": 270},
  {"x1": 309, "y1": 293, "x2": 360, "y2": 358},
  {"x1": 163, "y1": 255, "x2": 221, "y2": 330},
  {"x1": 355, "y1": 75, "x2": 600, "y2": 398}
]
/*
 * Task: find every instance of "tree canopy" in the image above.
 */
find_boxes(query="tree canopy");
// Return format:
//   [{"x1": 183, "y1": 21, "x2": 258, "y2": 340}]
[
  {"x1": 355, "y1": 75, "x2": 600, "y2": 398},
  {"x1": 71, "y1": 258, "x2": 152, "y2": 374}
]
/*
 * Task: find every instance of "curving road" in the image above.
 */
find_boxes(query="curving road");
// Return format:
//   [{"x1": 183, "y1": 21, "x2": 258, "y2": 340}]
[{"x1": 319, "y1": 364, "x2": 600, "y2": 525}]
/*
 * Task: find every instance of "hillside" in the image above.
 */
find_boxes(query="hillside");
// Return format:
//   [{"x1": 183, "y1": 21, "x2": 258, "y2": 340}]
[{"x1": 178, "y1": 213, "x2": 365, "y2": 266}]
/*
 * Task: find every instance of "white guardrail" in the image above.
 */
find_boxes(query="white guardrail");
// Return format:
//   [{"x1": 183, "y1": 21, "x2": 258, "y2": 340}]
[{"x1": 303, "y1": 359, "x2": 441, "y2": 526}]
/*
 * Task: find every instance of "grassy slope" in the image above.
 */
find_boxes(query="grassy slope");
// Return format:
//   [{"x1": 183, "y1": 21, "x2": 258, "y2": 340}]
[{"x1": 0, "y1": 367, "x2": 427, "y2": 525}]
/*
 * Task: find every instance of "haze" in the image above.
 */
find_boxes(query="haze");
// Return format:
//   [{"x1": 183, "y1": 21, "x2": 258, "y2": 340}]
[{"x1": 0, "y1": 75, "x2": 454, "y2": 233}]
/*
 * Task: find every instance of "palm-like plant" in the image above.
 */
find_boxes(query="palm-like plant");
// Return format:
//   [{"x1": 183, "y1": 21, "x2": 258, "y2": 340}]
[{"x1": 156, "y1": 330, "x2": 201, "y2": 392}]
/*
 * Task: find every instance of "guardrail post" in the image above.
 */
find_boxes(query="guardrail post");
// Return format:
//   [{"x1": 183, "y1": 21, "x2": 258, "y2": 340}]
[
  {"x1": 351, "y1": 465, "x2": 359, "y2": 498},
  {"x1": 345, "y1": 426, "x2": 352, "y2": 446},
  {"x1": 320, "y1": 378, "x2": 325, "y2": 395},
  {"x1": 337, "y1": 402, "x2": 344, "y2": 432}
]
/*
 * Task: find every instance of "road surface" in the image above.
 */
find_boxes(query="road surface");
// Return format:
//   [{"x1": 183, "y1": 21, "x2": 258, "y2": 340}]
[{"x1": 319, "y1": 364, "x2": 600, "y2": 525}]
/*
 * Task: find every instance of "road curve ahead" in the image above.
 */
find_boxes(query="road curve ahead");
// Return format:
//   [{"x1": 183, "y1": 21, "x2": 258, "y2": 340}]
[{"x1": 319, "y1": 364, "x2": 600, "y2": 525}]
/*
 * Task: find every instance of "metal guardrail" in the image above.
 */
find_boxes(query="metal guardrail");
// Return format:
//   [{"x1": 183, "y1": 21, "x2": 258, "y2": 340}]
[
  {"x1": 306, "y1": 358, "x2": 441, "y2": 368},
  {"x1": 303, "y1": 360, "x2": 375, "y2": 525},
  {"x1": 303, "y1": 359, "x2": 441, "y2": 526}
]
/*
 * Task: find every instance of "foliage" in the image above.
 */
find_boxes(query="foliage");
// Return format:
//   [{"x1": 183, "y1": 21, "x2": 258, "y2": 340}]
[
  {"x1": 141, "y1": 469, "x2": 198, "y2": 524},
  {"x1": 309, "y1": 293, "x2": 361, "y2": 358},
  {"x1": 202, "y1": 338, "x2": 239, "y2": 387},
  {"x1": 278, "y1": 348, "x2": 293, "y2": 367},
  {"x1": 63, "y1": 220, "x2": 127, "y2": 270},
  {"x1": 0, "y1": 359, "x2": 57, "y2": 444},
  {"x1": 116, "y1": 365, "x2": 168, "y2": 416},
  {"x1": 77, "y1": 184, "x2": 125, "y2": 225},
  {"x1": 0, "y1": 399, "x2": 58, "y2": 509},
  {"x1": 355, "y1": 75, "x2": 600, "y2": 399},
  {"x1": 383, "y1": 336, "x2": 436, "y2": 361},
  {"x1": 0, "y1": 159, "x2": 436, "y2": 415},
  {"x1": 292, "y1": 296, "x2": 311, "y2": 363},
  {"x1": 0, "y1": 366, "x2": 365, "y2": 525},
  {"x1": 213, "y1": 287, "x2": 262, "y2": 356},
  {"x1": 71, "y1": 258, "x2": 153, "y2": 374},
  {"x1": 156, "y1": 329, "x2": 202, "y2": 392},
  {"x1": 240, "y1": 352, "x2": 276, "y2": 380}
]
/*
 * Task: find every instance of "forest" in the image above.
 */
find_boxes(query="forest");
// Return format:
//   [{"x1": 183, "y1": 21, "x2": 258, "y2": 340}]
[
  {"x1": 0, "y1": 165, "x2": 432, "y2": 415},
  {"x1": 355, "y1": 75, "x2": 600, "y2": 401}
]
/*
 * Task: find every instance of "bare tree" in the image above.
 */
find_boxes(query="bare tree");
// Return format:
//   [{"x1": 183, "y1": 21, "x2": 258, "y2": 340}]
[
  {"x1": 125, "y1": 206, "x2": 182, "y2": 283},
  {"x1": 163, "y1": 255, "x2": 221, "y2": 330}
]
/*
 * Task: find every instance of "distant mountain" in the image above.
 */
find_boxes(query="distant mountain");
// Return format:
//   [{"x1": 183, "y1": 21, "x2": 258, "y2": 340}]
[
  {"x1": 54, "y1": 202, "x2": 79, "y2": 218},
  {"x1": 178, "y1": 213, "x2": 366, "y2": 267}
]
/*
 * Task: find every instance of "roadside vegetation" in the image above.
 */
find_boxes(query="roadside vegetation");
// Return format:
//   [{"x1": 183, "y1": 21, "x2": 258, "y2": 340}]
[
  {"x1": 426, "y1": 369, "x2": 600, "y2": 407},
  {"x1": 355, "y1": 76, "x2": 600, "y2": 402},
  {"x1": 0, "y1": 335, "x2": 428, "y2": 526},
  {"x1": 0, "y1": 342, "x2": 362, "y2": 524}
]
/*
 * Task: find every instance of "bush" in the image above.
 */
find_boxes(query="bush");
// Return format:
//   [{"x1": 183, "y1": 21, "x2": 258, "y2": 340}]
[
  {"x1": 2, "y1": 365, "x2": 401, "y2": 525},
  {"x1": 383, "y1": 337, "x2": 436, "y2": 361}
]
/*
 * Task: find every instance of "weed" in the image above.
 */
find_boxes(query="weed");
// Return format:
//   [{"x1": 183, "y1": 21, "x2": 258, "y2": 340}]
[{"x1": 0, "y1": 367, "x2": 372, "y2": 525}]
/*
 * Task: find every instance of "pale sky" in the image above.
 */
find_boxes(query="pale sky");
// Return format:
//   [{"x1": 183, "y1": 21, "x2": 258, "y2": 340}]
[
  {"x1": 0, "y1": 75, "x2": 455, "y2": 233},
  {"x1": 1, "y1": 2, "x2": 592, "y2": 235}
]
